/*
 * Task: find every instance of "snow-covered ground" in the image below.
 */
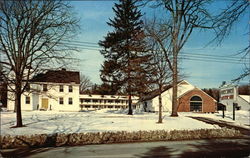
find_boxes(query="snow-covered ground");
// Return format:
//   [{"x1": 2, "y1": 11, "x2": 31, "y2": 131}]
[
  {"x1": 0, "y1": 109, "x2": 221, "y2": 136},
  {"x1": 182, "y1": 110, "x2": 250, "y2": 129}
]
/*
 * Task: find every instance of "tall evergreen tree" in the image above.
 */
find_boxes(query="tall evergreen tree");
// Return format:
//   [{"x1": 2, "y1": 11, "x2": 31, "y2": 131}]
[{"x1": 99, "y1": 0, "x2": 151, "y2": 115}]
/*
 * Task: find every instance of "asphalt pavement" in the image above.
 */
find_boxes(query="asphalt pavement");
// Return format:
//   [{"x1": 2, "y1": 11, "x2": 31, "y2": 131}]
[{"x1": 1, "y1": 138, "x2": 250, "y2": 158}]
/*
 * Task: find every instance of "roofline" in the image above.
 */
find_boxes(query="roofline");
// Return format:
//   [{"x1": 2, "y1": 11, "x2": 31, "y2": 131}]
[
  {"x1": 141, "y1": 80, "x2": 191, "y2": 102},
  {"x1": 175, "y1": 80, "x2": 217, "y2": 102},
  {"x1": 30, "y1": 81, "x2": 80, "y2": 85},
  {"x1": 142, "y1": 80, "x2": 217, "y2": 102},
  {"x1": 238, "y1": 95, "x2": 250, "y2": 103},
  {"x1": 79, "y1": 94, "x2": 139, "y2": 97},
  {"x1": 195, "y1": 87, "x2": 217, "y2": 102}
]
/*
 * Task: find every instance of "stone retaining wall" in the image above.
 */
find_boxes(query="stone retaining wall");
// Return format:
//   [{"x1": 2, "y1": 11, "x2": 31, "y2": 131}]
[{"x1": 0, "y1": 128, "x2": 242, "y2": 149}]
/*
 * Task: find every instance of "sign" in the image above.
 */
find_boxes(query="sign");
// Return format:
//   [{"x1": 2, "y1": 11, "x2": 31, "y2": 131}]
[
  {"x1": 219, "y1": 83, "x2": 238, "y2": 112},
  {"x1": 220, "y1": 85, "x2": 237, "y2": 102}
]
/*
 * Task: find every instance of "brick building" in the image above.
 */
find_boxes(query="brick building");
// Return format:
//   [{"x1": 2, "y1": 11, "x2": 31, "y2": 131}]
[{"x1": 140, "y1": 80, "x2": 217, "y2": 113}]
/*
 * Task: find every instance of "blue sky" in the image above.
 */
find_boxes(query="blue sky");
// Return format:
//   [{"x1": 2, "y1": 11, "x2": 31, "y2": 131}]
[{"x1": 69, "y1": 1, "x2": 249, "y2": 89}]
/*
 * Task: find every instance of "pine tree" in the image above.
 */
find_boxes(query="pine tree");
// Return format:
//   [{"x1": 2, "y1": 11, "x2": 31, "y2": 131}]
[{"x1": 99, "y1": 0, "x2": 151, "y2": 115}]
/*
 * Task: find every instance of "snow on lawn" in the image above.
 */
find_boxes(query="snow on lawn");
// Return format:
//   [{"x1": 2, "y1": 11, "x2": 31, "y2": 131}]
[
  {"x1": 181, "y1": 110, "x2": 250, "y2": 129},
  {"x1": 0, "y1": 109, "x2": 220, "y2": 136}
]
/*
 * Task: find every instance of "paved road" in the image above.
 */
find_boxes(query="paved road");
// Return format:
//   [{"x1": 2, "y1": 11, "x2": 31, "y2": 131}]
[{"x1": 1, "y1": 138, "x2": 250, "y2": 158}]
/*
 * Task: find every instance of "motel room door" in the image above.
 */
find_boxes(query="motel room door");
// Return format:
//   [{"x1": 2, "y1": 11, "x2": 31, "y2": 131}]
[{"x1": 41, "y1": 98, "x2": 49, "y2": 110}]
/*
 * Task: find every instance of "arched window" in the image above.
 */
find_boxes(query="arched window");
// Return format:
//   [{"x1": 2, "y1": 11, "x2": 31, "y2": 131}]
[
  {"x1": 190, "y1": 96, "x2": 202, "y2": 101},
  {"x1": 190, "y1": 96, "x2": 202, "y2": 112}
]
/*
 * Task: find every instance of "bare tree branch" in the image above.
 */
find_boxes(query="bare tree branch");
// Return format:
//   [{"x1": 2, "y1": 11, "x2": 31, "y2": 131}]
[{"x1": 0, "y1": 0, "x2": 79, "y2": 127}]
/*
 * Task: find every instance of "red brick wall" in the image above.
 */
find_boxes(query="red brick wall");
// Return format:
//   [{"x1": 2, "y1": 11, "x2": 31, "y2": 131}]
[{"x1": 177, "y1": 88, "x2": 216, "y2": 112}]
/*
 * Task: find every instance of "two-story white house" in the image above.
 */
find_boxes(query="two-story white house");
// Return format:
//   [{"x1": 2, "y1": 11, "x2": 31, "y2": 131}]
[{"x1": 7, "y1": 69, "x2": 80, "y2": 111}]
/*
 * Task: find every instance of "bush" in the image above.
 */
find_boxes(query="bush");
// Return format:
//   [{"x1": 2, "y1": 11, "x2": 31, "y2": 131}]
[{"x1": 0, "y1": 128, "x2": 242, "y2": 149}]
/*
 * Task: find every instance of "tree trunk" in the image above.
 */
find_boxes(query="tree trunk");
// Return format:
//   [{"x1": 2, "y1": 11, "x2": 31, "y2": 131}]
[
  {"x1": 158, "y1": 92, "x2": 163, "y2": 123},
  {"x1": 171, "y1": 28, "x2": 178, "y2": 117},
  {"x1": 14, "y1": 100, "x2": 17, "y2": 113},
  {"x1": 15, "y1": 88, "x2": 23, "y2": 127},
  {"x1": 127, "y1": 55, "x2": 133, "y2": 115},
  {"x1": 128, "y1": 93, "x2": 133, "y2": 115}
]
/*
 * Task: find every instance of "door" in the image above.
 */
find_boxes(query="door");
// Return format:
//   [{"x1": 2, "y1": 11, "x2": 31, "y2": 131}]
[
  {"x1": 190, "y1": 96, "x2": 202, "y2": 112},
  {"x1": 41, "y1": 98, "x2": 49, "y2": 110}
]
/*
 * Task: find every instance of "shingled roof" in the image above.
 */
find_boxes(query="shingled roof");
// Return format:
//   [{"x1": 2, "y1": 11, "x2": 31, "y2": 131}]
[
  {"x1": 32, "y1": 69, "x2": 80, "y2": 84},
  {"x1": 141, "y1": 85, "x2": 172, "y2": 101},
  {"x1": 140, "y1": 80, "x2": 189, "y2": 101}
]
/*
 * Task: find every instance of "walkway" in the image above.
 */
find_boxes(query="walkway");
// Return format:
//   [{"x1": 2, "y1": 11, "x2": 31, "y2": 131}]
[{"x1": 189, "y1": 116, "x2": 250, "y2": 136}]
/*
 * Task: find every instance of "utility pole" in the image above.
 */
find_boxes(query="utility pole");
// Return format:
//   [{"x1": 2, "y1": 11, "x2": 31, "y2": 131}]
[
  {"x1": 232, "y1": 102, "x2": 237, "y2": 121},
  {"x1": 222, "y1": 105, "x2": 225, "y2": 118}
]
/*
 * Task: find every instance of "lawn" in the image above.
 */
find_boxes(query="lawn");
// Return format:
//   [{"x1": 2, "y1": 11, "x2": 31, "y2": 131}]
[{"x1": 0, "y1": 109, "x2": 221, "y2": 136}]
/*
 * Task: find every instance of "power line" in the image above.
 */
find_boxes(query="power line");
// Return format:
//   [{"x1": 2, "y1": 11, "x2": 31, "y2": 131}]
[
  {"x1": 60, "y1": 40, "x2": 245, "y2": 59},
  {"x1": 180, "y1": 57, "x2": 247, "y2": 65},
  {"x1": 181, "y1": 51, "x2": 243, "y2": 60},
  {"x1": 61, "y1": 40, "x2": 98, "y2": 46},
  {"x1": 180, "y1": 54, "x2": 247, "y2": 63},
  {"x1": 57, "y1": 40, "x2": 248, "y2": 64}
]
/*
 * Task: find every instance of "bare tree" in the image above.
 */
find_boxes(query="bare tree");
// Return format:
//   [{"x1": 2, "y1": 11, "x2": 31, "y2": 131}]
[
  {"x1": 213, "y1": 0, "x2": 249, "y2": 44},
  {"x1": 149, "y1": 0, "x2": 214, "y2": 117},
  {"x1": 80, "y1": 75, "x2": 93, "y2": 93},
  {"x1": 0, "y1": 0, "x2": 78, "y2": 127},
  {"x1": 144, "y1": 19, "x2": 172, "y2": 123},
  {"x1": 213, "y1": 0, "x2": 249, "y2": 82}
]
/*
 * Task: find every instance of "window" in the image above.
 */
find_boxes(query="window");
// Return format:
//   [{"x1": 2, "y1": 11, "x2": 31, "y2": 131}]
[
  {"x1": 115, "y1": 100, "x2": 120, "y2": 103},
  {"x1": 85, "y1": 105, "x2": 91, "y2": 108},
  {"x1": 92, "y1": 99, "x2": 98, "y2": 103},
  {"x1": 68, "y1": 98, "x2": 73, "y2": 105},
  {"x1": 190, "y1": 96, "x2": 202, "y2": 101},
  {"x1": 190, "y1": 96, "x2": 202, "y2": 112},
  {"x1": 69, "y1": 86, "x2": 73, "y2": 92},
  {"x1": 59, "y1": 85, "x2": 64, "y2": 92},
  {"x1": 25, "y1": 96, "x2": 30, "y2": 104},
  {"x1": 59, "y1": 97, "x2": 64, "y2": 105},
  {"x1": 108, "y1": 106, "x2": 113, "y2": 108},
  {"x1": 93, "y1": 105, "x2": 98, "y2": 108},
  {"x1": 84, "y1": 99, "x2": 91, "y2": 103},
  {"x1": 108, "y1": 100, "x2": 113, "y2": 103},
  {"x1": 43, "y1": 84, "x2": 48, "y2": 91}
]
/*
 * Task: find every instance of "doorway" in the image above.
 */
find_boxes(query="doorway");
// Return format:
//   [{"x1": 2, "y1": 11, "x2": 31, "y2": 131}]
[
  {"x1": 41, "y1": 98, "x2": 49, "y2": 110},
  {"x1": 190, "y1": 96, "x2": 202, "y2": 112}
]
